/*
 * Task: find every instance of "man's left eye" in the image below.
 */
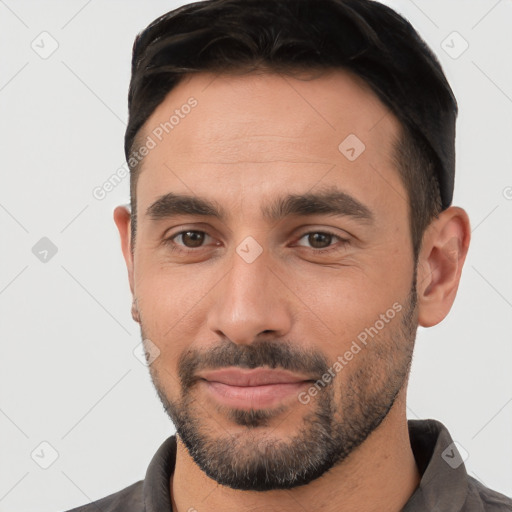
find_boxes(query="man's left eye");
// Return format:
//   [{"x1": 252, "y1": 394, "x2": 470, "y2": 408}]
[{"x1": 295, "y1": 231, "x2": 348, "y2": 251}]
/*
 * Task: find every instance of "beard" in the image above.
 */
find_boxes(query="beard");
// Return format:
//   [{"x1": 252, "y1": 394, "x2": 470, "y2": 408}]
[{"x1": 141, "y1": 282, "x2": 418, "y2": 492}]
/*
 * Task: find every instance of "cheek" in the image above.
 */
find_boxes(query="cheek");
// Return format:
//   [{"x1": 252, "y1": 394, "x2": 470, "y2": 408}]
[
  {"x1": 289, "y1": 258, "x2": 412, "y2": 360},
  {"x1": 135, "y1": 272, "x2": 191, "y2": 362},
  {"x1": 135, "y1": 253, "x2": 201, "y2": 320}
]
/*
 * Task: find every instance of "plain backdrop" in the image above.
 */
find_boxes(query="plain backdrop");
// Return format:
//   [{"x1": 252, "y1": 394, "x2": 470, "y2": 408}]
[{"x1": 0, "y1": 1, "x2": 511, "y2": 511}]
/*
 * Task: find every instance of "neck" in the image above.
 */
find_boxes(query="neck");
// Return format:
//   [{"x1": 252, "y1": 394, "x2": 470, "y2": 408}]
[{"x1": 170, "y1": 391, "x2": 420, "y2": 512}]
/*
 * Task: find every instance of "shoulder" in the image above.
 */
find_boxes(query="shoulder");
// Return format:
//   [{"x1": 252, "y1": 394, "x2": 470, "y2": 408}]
[
  {"x1": 465, "y1": 476, "x2": 512, "y2": 511},
  {"x1": 62, "y1": 480, "x2": 144, "y2": 512}
]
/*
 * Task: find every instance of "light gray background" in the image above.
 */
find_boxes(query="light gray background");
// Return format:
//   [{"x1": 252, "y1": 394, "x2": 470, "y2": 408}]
[{"x1": 0, "y1": 1, "x2": 511, "y2": 511}]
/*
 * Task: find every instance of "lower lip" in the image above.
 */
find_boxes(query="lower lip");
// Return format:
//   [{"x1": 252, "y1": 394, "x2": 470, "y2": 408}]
[{"x1": 202, "y1": 380, "x2": 310, "y2": 409}]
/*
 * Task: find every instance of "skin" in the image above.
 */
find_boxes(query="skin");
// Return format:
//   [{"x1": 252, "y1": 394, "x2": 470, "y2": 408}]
[{"x1": 114, "y1": 69, "x2": 471, "y2": 512}]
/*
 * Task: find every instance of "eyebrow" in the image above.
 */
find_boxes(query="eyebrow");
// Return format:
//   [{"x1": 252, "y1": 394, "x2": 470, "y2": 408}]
[
  {"x1": 145, "y1": 188, "x2": 374, "y2": 224},
  {"x1": 263, "y1": 188, "x2": 374, "y2": 223}
]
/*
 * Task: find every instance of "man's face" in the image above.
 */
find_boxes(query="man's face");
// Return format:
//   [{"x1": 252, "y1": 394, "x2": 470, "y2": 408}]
[{"x1": 125, "y1": 70, "x2": 418, "y2": 490}]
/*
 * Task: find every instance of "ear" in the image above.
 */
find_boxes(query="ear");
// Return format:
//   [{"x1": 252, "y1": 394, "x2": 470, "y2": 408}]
[
  {"x1": 416, "y1": 206, "x2": 471, "y2": 328},
  {"x1": 113, "y1": 205, "x2": 139, "y2": 323}
]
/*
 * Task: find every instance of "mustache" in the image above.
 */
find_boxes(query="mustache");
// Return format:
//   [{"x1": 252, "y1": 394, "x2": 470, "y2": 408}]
[{"x1": 178, "y1": 339, "x2": 329, "y2": 390}]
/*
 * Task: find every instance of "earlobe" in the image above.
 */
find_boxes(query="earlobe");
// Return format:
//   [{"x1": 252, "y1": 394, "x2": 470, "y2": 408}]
[
  {"x1": 416, "y1": 207, "x2": 471, "y2": 328},
  {"x1": 131, "y1": 297, "x2": 141, "y2": 323}
]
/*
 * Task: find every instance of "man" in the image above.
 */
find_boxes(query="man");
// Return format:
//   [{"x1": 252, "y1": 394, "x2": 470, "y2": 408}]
[{"x1": 67, "y1": 0, "x2": 512, "y2": 510}]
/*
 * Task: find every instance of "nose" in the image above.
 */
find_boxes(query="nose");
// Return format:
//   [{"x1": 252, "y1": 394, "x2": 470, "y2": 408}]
[{"x1": 206, "y1": 247, "x2": 293, "y2": 345}]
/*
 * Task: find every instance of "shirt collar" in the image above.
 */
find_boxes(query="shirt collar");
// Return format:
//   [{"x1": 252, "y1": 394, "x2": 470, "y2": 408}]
[
  {"x1": 143, "y1": 435, "x2": 177, "y2": 512},
  {"x1": 403, "y1": 418, "x2": 469, "y2": 511}
]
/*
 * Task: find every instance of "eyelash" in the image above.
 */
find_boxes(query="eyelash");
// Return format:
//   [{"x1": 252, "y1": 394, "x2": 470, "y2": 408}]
[{"x1": 163, "y1": 229, "x2": 350, "y2": 255}]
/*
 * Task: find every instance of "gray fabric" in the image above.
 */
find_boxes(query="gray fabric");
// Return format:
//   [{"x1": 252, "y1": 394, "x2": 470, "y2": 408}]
[{"x1": 63, "y1": 419, "x2": 512, "y2": 511}]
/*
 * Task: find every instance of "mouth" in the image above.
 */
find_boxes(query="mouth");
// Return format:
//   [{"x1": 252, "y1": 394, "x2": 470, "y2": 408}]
[{"x1": 196, "y1": 367, "x2": 314, "y2": 410}]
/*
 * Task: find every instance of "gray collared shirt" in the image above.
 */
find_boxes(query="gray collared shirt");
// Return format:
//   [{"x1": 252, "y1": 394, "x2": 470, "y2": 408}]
[{"x1": 64, "y1": 419, "x2": 512, "y2": 511}]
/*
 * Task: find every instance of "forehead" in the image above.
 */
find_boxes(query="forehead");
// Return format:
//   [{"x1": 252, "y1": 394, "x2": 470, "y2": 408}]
[
  {"x1": 140, "y1": 69, "x2": 400, "y2": 157},
  {"x1": 135, "y1": 69, "x2": 405, "y2": 216}
]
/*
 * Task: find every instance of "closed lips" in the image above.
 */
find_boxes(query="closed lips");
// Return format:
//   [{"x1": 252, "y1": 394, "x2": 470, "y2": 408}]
[{"x1": 197, "y1": 368, "x2": 313, "y2": 386}]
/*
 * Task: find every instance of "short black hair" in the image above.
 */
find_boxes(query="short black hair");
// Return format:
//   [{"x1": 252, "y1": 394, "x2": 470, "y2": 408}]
[{"x1": 125, "y1": 0, "x2": 457, "y2": 258}]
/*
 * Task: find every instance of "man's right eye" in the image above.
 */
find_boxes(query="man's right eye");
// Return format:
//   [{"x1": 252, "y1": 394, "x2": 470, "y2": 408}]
[
  {"x1": 163, "y1": 230, "x2": 219, "y2": 254},
  {"x1": 173, "y1": 230, "x2": 208, "y2": 247}
]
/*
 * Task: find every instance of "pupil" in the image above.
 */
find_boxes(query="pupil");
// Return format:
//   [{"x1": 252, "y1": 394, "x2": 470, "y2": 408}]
[
  {"x1": 184, "y1": 231, "x2": 204, "y2": 247},
  {"x1": 309, "y1": 233, "x2": 331, "y2": 249}
]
